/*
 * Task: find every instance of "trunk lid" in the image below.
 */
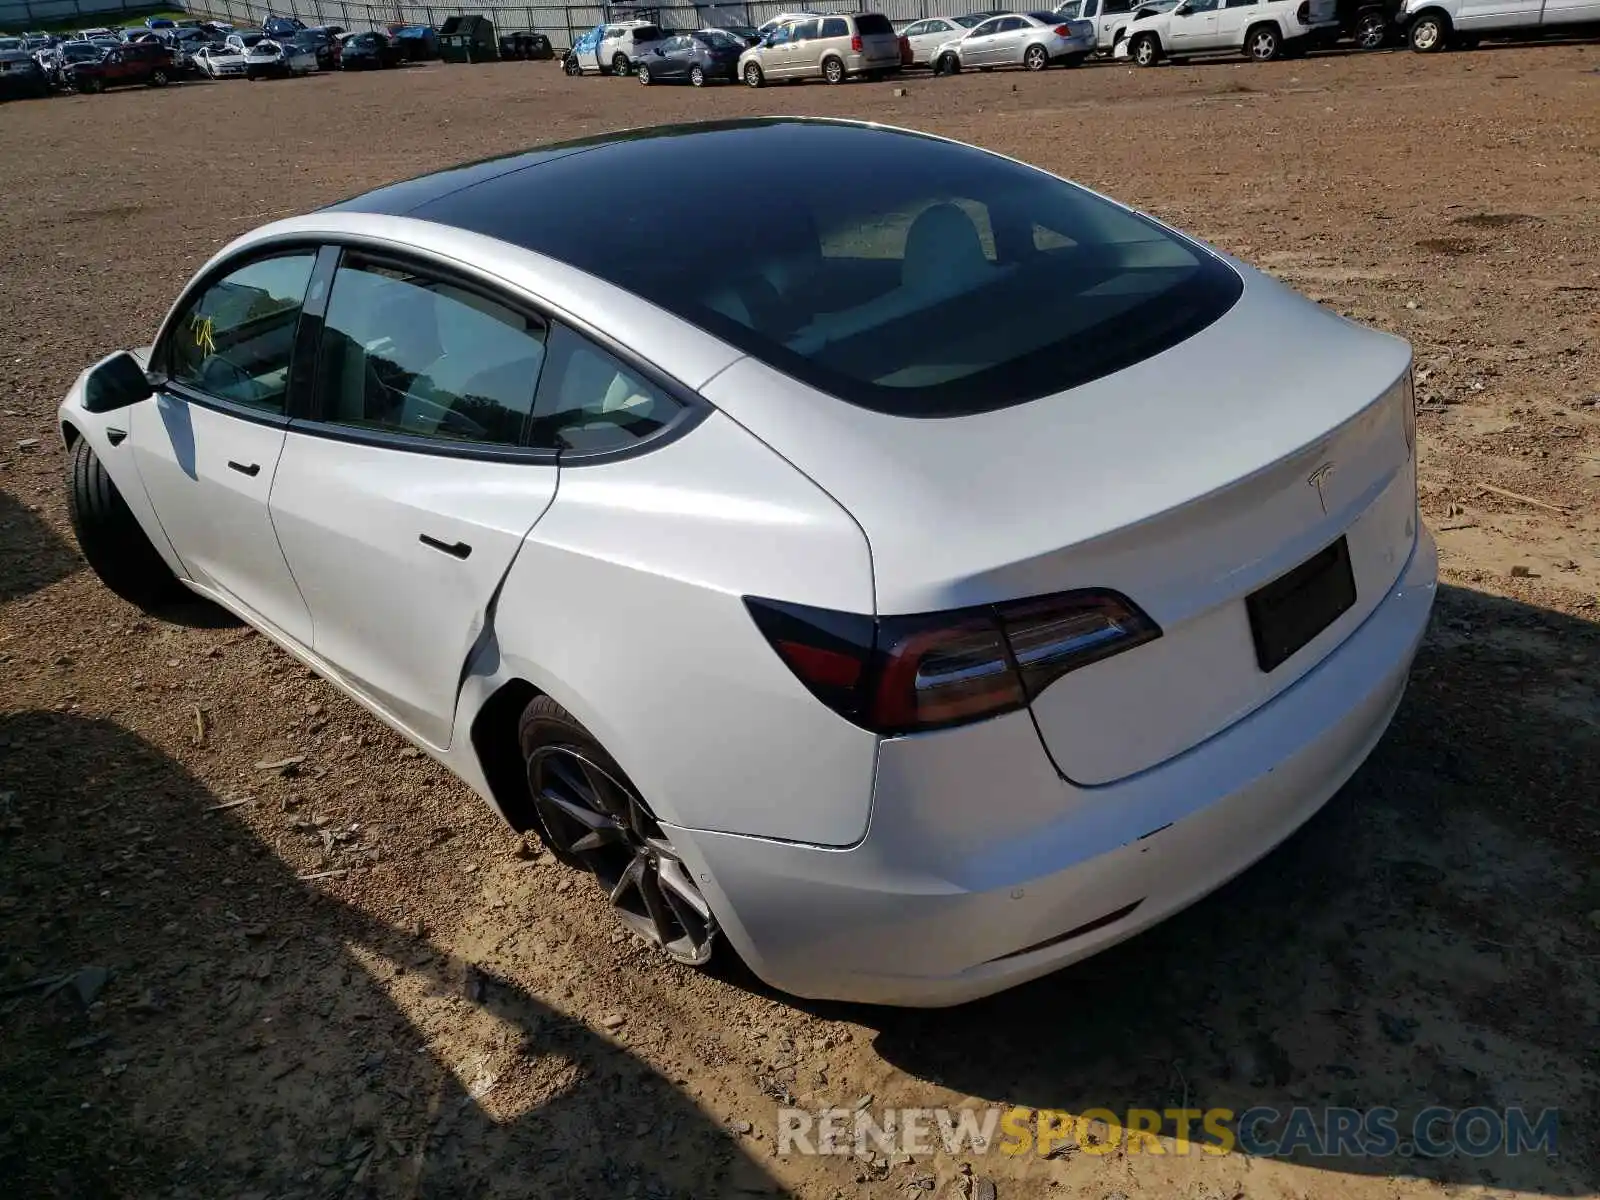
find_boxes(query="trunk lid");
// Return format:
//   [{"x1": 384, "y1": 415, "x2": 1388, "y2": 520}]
[{"x1": 699, "y1": 266, "x2": 1415, "y2": 784}]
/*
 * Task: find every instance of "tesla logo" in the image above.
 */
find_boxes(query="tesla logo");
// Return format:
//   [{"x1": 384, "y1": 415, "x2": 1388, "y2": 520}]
[{"x1": 1307, "y1": 463, "x2": 1336, "y2": 515}]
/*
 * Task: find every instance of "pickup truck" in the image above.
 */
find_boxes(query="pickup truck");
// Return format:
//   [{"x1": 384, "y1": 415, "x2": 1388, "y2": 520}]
[{"x1": 1400, "y1": 0, "x2": 1600, "y2": 48}]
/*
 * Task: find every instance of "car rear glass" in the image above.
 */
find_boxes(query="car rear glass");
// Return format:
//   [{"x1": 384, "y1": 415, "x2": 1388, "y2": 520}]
[
  {"x1": 1029, "y1": 10, "x2": 1061, "y2": 19},
  {"x1": 415, "y1": 121, "x2": 1241, "y2": 418},
  {"x1": 854, "y1": 12, "x2": 894, "y2": 34}
]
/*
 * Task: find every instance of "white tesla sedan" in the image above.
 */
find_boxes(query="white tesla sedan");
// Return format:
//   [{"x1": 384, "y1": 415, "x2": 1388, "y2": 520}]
[{"x1": 58, "y1": 118, "x2": 1434, "y2": 1007}]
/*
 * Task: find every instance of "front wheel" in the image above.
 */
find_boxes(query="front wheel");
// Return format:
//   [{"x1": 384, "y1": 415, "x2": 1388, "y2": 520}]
[
  {"x1": 67, "y1": 438, "x2": 186, "y2": 610},
  {"x1": 935, "y1": 52, "x2": 960, "y2": 74},
  {"x1": 1131, "y1": 32, "x2": 1161, "y2": 66},
  {"x1": 1023, "y1": 43, "x2": 1049, "y2": 70},
  {"x1": 822, "y1": 55, "x2": 844, "y2": 83},
  {"x1": 1246, "y1": 23, "x2": 1281, "y2": 60},
  {"x1": 563, "y1": 54, "x2": 581, "y2": 75},
  {"x1": 744, "y1": 60, "x2": 763, "y2": 86},
  {"x1": 1408, "y1": 11, "x2": 1449, "y2": 50},
  {"x1": 519, "y1": 696, "x2": 720, "y2": 968},
  {"x1": 689, "y1": 64, "x2": 706, "y2": 86},
  {"x1": 1353, "y1": 8, "x2": 1388, "y2": 48},
  {"x1": 636, "y1": 61, "x2": 651, "y2": 84},
  {"x1": 149, "y1": 68, "x2": 168, "y2": 85}
]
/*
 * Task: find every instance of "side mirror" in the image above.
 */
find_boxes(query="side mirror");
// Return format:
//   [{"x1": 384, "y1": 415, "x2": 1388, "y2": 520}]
[
  {"x1": 83, "y1": 352, "x2": 156, "y2": 414},
  {"x1": 1174, "y1": 3, "x2": 1191, "y2": 12}
]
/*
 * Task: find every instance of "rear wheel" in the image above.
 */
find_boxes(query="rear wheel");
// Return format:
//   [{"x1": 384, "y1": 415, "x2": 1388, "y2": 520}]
[
  {"x1": 611, "y1": 51, "x2": 629, "y2": 75},
  {"x1": 1023, "y1": 43, "x2": 1049, "y2": 70},
  {"x1": 744, "y1": 60, "x2": 763, "y2": 86},
  {"x1": 1246, "y1": 23, "x2": 1281, "y2": 60},
  {"x1": 148, "y1": 68, "x2": 168, "y2": 85},
  {"x1": 822, "y1": 54, "x2": 844, "y2": 83},
  {"x1": 67, "y1": 438, "x2": 185, "y2": 610},
  {"x1": 1131, "y1": 32, "x2": 1161, "y2": 65},
  {"x1": 520, "y1": 696, "x2": 719, "y2": 968},
  {"x1": 1408, "y1": 10, "x2": 1449, "y2": 50},
  {"x1": 690, "y1": 63, "x2": 706, "y2": 86}
]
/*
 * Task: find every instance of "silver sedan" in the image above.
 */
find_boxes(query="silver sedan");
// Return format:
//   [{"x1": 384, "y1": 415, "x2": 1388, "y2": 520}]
[{"x1": 932, "y1": 10, "x2": 1096, "y2": 72}]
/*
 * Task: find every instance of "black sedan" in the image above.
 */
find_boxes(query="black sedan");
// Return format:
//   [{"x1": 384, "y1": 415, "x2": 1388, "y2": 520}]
[
  {"x1": 633, "y1": 29, "x2": 746, "y2": 86},
  {"x1": 339, "y1": 30, "x2": 402, "y2": 69},
  {"x1": 0, "y1": 49, "x2": 50, "y2": 98}
]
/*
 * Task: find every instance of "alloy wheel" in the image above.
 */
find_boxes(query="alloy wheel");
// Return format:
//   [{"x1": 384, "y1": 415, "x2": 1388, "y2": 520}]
[
  {"x1": 1134, "y1": 36, "x2": 1156, "y2": 65},
  {"x1": 745, "y1": 61, "x2": 762, "y2": 86},
  {"x1": 1025, "y1": 45, "x2": 1047, "y2": 70},
  {"x1": 690, "y1": 64, "x2": 705, "y2": 86},
  {"x1": 1249, "y1": 29, "x2": 1278, "y2": 59},
  {"x1": 637, "y1": 62, "x2": 650, "y2": 83},
  {"x1": 528, "y1": 746, "x2": 717, "y2": 966},
  {"x1": 824, "y1": 57, "x2": 843, "y2": 83},
  {"x1": 1355, "y1": 11, "x2": 1387, "y2": 47}
]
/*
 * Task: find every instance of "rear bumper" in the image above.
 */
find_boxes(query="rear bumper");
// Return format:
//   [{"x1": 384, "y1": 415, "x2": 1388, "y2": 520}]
[
  {"x1": 668, "y1": 526, "x2": 1436, "y2": 1006},
  {"x1": 1052, "y1": 34, "x2": 1096, "y2": 55}
]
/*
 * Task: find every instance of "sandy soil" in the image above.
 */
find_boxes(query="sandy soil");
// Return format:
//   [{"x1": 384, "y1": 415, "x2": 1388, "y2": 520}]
[{"x1": 1, "y1": 43, "x2": 1598, "y2": 1200}]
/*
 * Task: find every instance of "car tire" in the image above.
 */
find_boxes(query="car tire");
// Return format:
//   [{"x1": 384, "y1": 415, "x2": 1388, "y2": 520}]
[
  {"x1": 1353, "y1": 8, "x2": 1388, "y2": 48},
  {"x1": 1408, "y1": 10, "x2": 1449, "y2": 50},
  {"x1": 1131, "y1": 32, "x2": 1161, "y2": 66},
  {"x1": 744, "y1": 60, "x2": 763, "y2": 86},
  {"x1": 67, "y1": 438, "x2": 186, "y2": 611},
  {"x1": 822, "y1": 55, "x2": 844, "y2": 83},
  {"x1": 1245, "y1": 23, "x2": 1281, "y2": 60},
  {"x1": 936, "y1": 52, "x2": 961, "y2": 75},
  {"x1": 82, "y1": 76, "x2": 103, "y2": 92},
  {"x1": 611, "y1": 52, "x2": 629, "y2": 75},
  {"x1": 148, "y1": 68, "x2": 168, "y2": 86},
  {"x1": 563, "y1": 54, "x2": 581, "y2": 75},
  {"x1": 636, "y1": 61, "x2": 651, "y2": 83},
  {"x1": 689, "y1": 63, "x2": 706, "y2": 86},
  {"x1": 1023, "y1": 43, "x2": 1050, "y2": 70},
  {"x1": 518, "y1": 695, "x2": 720, "y2": 968}
]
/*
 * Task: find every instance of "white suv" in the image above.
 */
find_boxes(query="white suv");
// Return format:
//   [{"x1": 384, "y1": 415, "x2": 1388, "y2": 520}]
[
  {"x1": 594, "y1": 20, "x2": 669, "y2": 74},
  {"x1": 1114, "y1": 0, "x2": 1337, "y2": 63}
]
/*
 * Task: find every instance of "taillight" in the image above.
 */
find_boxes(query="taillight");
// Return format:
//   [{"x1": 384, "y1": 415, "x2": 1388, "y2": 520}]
[
  {"x1": 746, "y1": 591, "x2": 1160, "y2": 736},
  {"x1": 1296, "y1": 0, "x2": 1310, "y2": 21},
  {"x1": 898, "y1": 34, "x2": 911, "y2": 63},
  {"x1": 851, "y1": 34, "x2": 863, "y2": 51},
  {"x1": 1055, "y1": 24, "x2": 1073, "y2": 35}
]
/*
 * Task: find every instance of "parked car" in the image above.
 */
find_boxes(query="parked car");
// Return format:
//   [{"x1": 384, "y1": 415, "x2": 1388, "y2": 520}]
[
  {"x1": 720, "y1": 23, "x2": 763, "y2": 44},
  {"x1": 224, "y1": 30, "x2": 268, "y2": 53},
  {"x1": 59, "y1": 116, "x2": 1433, "y2": 1007},
  {"x1": 739, "y1": 12, "x2": 903, "y2": 85},
  {"x1": 0, "y1": 48, "x2": 50, "y2": 98},
  {"x1": 1054, "y1": 0, "x2": 1178, "y2": 51},
  {"x1": 340, "y1": 30, "x2": 402, "y2": 69},
  {"x1": 262, "y1": 15, "x2": 306, "y2": 38},
  {"x1": 1400, "y1": 0, "x2": 1598, "y2": 51},
  {"x1": 1114, "y1": 0, "x2": 1339, "y2": 63},
  {"x1": 77, "y1": 26, "x2": 114, "y2": 40},
  {"x1": 595, "y1": 20, "x2": 669, "y2": 74},
  {"x1": 193, "y1": 43, "x2": 248, "y2": 77},
  {"x1": 0, "y1": 36, "x2": 24, "y2": 52},
  {"x1": 292, "y1": 28, "x2": 341, "y2": 69},
  {"x1": 143, "y1": 15, "x2": 173, "y2": 28},
  {"x1": 899, "y1": 13, "x2": 991, "y2": 65},
  {"x1": 1326, "y1": 0, "x2": 1405, "y2": 46},
  {"x1": 386, "y1": 23, "x2": 440, "y2": 59},
  {"x1": 497, "y1": 29, "x2": 554, "y2": 59},
  {"x1": 68, "y1": 41, "x2": 176, "y2": 91},
  {"x1": 244, "y1": 37, "x2": 317, "y2": 78},
  {"x1": 634, "y1": 28, "x2": 747, "y2": 84},
  {"x1": 46, "y1": 39, "x2": 104, "y2": 86},
  {"x1": 930, "y1": 11, "x2": 1097, "y2": 72}
]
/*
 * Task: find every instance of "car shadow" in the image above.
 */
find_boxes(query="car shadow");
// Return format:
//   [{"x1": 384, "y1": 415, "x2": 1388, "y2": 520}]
[
  {"x1": 0, "y1": 710, "x2": 787, "y2": 1198},
  {"x1": 0, "y1": 488, "x2": 79, "y2": 604},
  {"x1": 786, "y1": 583, "x2": 1598, "y2": 1192}
]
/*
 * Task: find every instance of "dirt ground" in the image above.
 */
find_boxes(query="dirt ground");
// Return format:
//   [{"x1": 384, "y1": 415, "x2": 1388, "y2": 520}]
[{"x1": 2, "y1": 42, "x2": 1599, "y2": 1200}]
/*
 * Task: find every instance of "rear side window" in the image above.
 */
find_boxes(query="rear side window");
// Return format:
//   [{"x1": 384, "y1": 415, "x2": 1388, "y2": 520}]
[
  {"x1": 529, "y1": 325, "x2": 687, "y2": 454},
  {"x1": 855, "y1": 13, "x2": 894, "y2": 34},
  {"x1": 314, "y1": 256, "x2": 547, "y2": 447},
  {"x1": 821, "y1": 17, "x2": 848, "y2": 36}
]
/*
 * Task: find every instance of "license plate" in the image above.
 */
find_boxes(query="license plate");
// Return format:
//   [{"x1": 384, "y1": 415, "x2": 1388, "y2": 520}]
[{"x1": 1245, "y1": 536, "x2": 1356, "y2": 672}]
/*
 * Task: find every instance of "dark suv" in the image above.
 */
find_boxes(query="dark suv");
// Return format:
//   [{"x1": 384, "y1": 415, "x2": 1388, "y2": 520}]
[{"x1": 69, "y1": 41, "x2": 176, "y2": 91}]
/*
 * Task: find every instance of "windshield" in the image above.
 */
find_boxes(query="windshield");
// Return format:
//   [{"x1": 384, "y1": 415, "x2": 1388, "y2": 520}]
[
  {"x1": 63, "y1": 43, "x2": 101, "y2": 59},
  {"x1": 953, "y1": 13, "x2": 987, "y2": 25},
  {"x1": 417, "y1": 121, "x2": 1241, "y2": 417}
]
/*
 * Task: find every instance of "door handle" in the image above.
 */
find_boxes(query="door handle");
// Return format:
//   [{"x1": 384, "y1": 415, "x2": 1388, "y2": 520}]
[
  {"x1": 419, "y1": 534, "x2": 472, "y2": 560},
  {"x1": 227, "y1": 460, "x2": 261, "y2": 477},
  {"x1": 106, "y1": 427, "x2": 127, "y2": 446}
]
